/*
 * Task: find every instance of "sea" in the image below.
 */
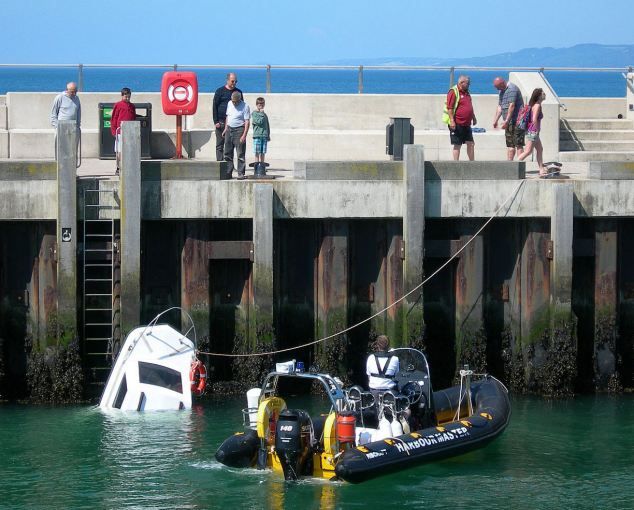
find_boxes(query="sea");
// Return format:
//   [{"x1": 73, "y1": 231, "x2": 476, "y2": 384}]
[
  {"x1": 0, "y1": 395, "x2": 632, "y2": 509},
  {"x1": 0, "y1": 67, "x2": 627, "y2": 96}
]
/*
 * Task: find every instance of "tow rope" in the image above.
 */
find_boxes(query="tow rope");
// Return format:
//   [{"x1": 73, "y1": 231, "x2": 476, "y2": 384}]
[{"x1": 198, "y1": 179, "x2": 526, "y2": 358}]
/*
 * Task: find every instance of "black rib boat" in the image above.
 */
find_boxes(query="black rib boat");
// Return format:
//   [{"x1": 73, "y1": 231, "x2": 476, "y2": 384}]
[{"x1": 216, "y1": 348, "x2": 511, "y2": 483}]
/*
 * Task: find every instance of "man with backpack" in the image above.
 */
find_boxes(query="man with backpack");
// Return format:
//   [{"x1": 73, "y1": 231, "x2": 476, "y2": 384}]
[
  {"x1": 493, "y1": 77, "x2": 525, "y2": 160},
  {"x1": 443, "y1": 75, "x2": 477, "y2": 160}
]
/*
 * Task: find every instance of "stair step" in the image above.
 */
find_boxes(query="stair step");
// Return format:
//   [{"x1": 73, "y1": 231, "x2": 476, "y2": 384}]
[
  {"x1": 559, "y1": 129, "x2": 634, "y2": 141},
  {"x1": 563, "y1": 118, "x2": 634, "y2": 130},
  {"x1": 560, "y1": 140, "x2": 634, "y2": 152},
  {"x1": 559, "y1": 151, "x2": 634, "y2": 162}
]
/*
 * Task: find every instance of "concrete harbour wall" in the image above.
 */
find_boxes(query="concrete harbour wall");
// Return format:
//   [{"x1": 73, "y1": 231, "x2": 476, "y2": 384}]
[
  {"x1": 1, "y1": 130, "x2": 634, "y2": 399},
  {"x1": 1, "y1": 72, "x2": 629, "y2": 163}
]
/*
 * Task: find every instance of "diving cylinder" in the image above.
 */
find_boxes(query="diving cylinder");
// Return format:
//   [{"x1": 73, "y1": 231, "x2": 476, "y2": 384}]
[
  {"x1": 378, "y1": 413, "x2": 392, "y2": 439},
  {"x1": 390, "y1": 416, "x2": 404, "y2": 437},
  {"x1": 400, "y1": 416, "x2": 411, "y2": 434},
  {"x1": 246, "y1": 388, "x2": 261, "y2": 428}
]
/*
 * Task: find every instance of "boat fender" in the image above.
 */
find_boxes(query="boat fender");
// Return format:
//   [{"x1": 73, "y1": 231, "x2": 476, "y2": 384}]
[{"x1": 190, "y1": 360, "x2": 207, "y2": 396}]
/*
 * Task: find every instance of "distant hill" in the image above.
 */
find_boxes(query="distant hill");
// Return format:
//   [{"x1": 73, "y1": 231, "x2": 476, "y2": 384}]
[{"x1": 322, "y1": 44, "x2": 634, "y2": 67}]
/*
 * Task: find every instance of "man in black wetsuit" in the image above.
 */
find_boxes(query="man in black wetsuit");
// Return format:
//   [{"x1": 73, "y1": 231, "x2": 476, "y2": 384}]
[{"x1": 212, "y1": 73, "x2": 242, "y2": 161}]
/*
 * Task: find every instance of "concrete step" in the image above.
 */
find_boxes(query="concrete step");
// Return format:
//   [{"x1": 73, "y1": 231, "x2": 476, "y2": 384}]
[
  {"x1": 560, "y1": 140, "x2": 634, "y2": 152},
  {"x1": 559, "y1": 151, "x2": 634, "y2": 162},
  {"x1": 563, "y1": 118, "x2": 634, "y2": 130},
  {"x1": 559, "y1": 129, "x2": 634, "y2": 141}
]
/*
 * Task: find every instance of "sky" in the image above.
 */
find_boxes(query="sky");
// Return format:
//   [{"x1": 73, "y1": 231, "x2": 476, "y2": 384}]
[{"x1": 2, "y1": 0, "x2": 633, "y2": 65}]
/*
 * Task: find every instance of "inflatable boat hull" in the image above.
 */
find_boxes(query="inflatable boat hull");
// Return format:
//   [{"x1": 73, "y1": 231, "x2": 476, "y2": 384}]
[{"x1": 335, "y1": 376, "x2": 510, "y2": 483}]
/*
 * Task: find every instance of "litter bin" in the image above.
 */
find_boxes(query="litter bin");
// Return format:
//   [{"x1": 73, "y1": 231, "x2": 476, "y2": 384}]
[
  {"x1": 386, "y1": 117, "x2": 414, "y2": 161},
  {"x1": 99, "y1": 102, "x2": 152, "y2": 159}
]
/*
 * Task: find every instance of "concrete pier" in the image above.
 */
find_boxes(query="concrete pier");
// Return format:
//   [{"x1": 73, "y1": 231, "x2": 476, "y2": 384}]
[
  {"x1": 402, "y1": 145, "x2": 425, "y2": 348},
  {"x1": 2, "y1": 125, "x2": 634, "y2": 397},
  {"x1": 252, "y1": 184, "x2": 274, "y2": 346},
  {"x1": 56, "y1": 120, "x2": 78, "y2": 344},
  {"x1": 119, "y1": 121, "x2": 141, "y2": 335}
]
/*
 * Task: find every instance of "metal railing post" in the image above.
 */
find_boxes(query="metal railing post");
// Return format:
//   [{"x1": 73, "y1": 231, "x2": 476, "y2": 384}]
[
  {"x1": 449, "y1": 67, "x2": 455, "y2": 88},
  {"x1": 266, "y1": 65, "x2": 271, "y2": 93},
  {"x1": 78, "y1": 64, "x2": 83, "y2": 92},
  {"x1": 358, "y1": 65, "x2": 364, "y2": 94}
]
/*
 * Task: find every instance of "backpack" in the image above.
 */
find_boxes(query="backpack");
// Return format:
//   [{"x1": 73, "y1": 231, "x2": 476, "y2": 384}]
[{"x1": 516, "y1": 104, "x2": 532, "y2": 130}]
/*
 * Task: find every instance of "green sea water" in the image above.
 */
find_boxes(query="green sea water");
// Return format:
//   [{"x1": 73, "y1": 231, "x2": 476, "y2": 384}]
[{"x1": 0, "y1": 395, "x2": 632, "y2": 510}]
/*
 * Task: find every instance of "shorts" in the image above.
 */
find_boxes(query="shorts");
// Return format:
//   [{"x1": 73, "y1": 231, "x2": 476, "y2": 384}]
[
  {"x1": 505, "y1": 123, "x2": 525, "y2": 148},
  {"x1": 449, "y1": 124, "x2": 474, "y2": 146},
  {"x1": 526, "y1": 130, "x2": 540, "y2": 142},
  {"x1": 253, "y1": 137, "x2": 268, "y2": 154}
]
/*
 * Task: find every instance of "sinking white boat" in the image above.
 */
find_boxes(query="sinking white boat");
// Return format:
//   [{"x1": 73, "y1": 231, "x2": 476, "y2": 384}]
[{"x1": 99, "y1": 308, "x2": 206, "y2": 411}]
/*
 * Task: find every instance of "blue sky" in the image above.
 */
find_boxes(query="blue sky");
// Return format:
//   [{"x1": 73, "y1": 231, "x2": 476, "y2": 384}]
[{"x1": 2, "y1": 0, "x2": 633, "y2": 64}]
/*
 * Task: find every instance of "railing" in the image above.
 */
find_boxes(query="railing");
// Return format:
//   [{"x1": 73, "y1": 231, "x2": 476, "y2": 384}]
[
  {"x1": 1, "y1": 63, "x2": 633, "y2": 94},
  {"x1": 622, "y1": 72, "x2": 634, "y2": 94},
  {"x1": 538, "y1": 70, "x2": 567, "y2": 111}
]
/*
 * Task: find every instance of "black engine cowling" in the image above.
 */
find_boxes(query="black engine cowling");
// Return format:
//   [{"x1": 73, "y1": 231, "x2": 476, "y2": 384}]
[{"x1": 275, "y1": 409, "x2": 313, "y2": 480}]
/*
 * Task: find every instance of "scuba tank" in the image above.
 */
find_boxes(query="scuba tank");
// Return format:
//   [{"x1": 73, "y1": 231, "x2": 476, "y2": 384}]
[
  {"x1": 399, "y1": 415, "x2": 410, "y2": 434},
  {"x1": 390, "y1": 416, "x2": 404, "y2": 437},
  {"x1": 378, "y1": 411, "x2": 392, "y2": 439}
]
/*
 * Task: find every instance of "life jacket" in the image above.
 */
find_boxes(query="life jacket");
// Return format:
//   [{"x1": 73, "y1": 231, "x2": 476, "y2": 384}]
[
  {"x1": 369, "y1": 351, "x2": 396, "y2": 379},
  {"x1": 442, "y1": 85, "x2": 460, "y2": 125}
]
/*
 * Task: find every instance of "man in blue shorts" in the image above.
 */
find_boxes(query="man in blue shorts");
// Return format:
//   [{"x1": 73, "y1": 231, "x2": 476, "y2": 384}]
[{"x1": 443, "y1": 75, "x2": 477, "y2": 160}]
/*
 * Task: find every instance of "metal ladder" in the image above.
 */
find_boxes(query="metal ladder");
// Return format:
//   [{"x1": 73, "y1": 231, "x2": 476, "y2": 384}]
[{"x1": 82, "y1": 189, "x2": 119, "y2": 385}]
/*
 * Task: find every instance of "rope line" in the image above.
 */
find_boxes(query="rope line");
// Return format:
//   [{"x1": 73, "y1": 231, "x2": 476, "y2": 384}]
[{"x1": 198, "y1": 179, "x2": 526, "y2": 358}]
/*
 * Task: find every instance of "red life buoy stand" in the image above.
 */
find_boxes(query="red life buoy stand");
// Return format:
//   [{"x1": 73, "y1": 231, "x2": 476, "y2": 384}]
[{"x1": 190, "y1": 359, "x2": 207, "y2": 396}]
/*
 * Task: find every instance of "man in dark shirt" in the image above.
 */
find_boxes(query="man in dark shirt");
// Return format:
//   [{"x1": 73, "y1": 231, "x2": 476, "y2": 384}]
[{"x1": 213, "y1": 73, "x2": 242, "y2": 161}]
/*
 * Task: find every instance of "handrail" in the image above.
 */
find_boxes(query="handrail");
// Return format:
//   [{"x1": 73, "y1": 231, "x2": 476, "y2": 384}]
[
  {"x1": 538, "y1": 70, "x2": 567, "y2": 111},
  {"x1": 622, "y1": 72, "x2": 634, "y2": 94},
  {"x1": 1, "y1": 63, "x2": 632, "y2": 94}
]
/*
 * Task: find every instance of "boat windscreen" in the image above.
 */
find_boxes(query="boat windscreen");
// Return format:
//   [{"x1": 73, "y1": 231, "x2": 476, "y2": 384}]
[
  {"x1": 138, "y1": 362, "x2": 183, "y2": 393},
  {"x1": 390, "y1": 348, "x2": 430, "y2": 381}
]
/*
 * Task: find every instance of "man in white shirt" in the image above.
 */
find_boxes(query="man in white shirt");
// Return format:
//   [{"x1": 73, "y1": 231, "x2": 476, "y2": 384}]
[
  {"x1": 366, "y1": 335, "x2": 400, "y2": 390},
  {"x1": 222, "y1": 91, "x2": 251, "y2": 179}
]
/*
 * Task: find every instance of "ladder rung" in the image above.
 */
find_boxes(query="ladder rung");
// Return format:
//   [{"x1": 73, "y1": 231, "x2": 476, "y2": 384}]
[
  {"x1": 85, "y1": 323, "x2": 113, "y2": 326},
  {"x1": 86, "y1": 234, "x2": 113, "y2": 238},
  {"x1": 85, "y1": 308, "x2": 113, "y2": 312},
  {"x1": 85, "y1": 263, "x2": 113, "y2": 267},
  {"x1": 85, "y1": 293, "x2": 113, "y2": 297},
  {"x1": 85, "y1": 278, "x2": 113, "y2": 282},
  {"x1": 85, "y1": 337, "x2": 112, "y2": 341},
  {"x1": 85, "y1": 219, "x2": 115, "y2": 222},
  {"x1": 85, "y1": 249, "x2": 113, "y2": 252},
  {"x1": 86, "y1": 352, "x2": 111, "y2": 356}
]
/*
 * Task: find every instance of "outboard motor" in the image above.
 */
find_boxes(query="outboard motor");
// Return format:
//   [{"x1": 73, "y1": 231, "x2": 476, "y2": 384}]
[{"x1": 275, "y1": 409, "x2": 313, "y2": 480}]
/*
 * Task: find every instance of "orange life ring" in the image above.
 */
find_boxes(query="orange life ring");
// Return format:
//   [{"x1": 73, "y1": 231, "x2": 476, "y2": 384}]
[{"x1": 190, "y1": 360, "x2": 207, "y2": 396}]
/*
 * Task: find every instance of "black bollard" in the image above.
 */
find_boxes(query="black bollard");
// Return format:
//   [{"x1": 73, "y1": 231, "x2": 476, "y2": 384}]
[{"x1": 255, "y1": 162, "x2": 266, "y2": 177}]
